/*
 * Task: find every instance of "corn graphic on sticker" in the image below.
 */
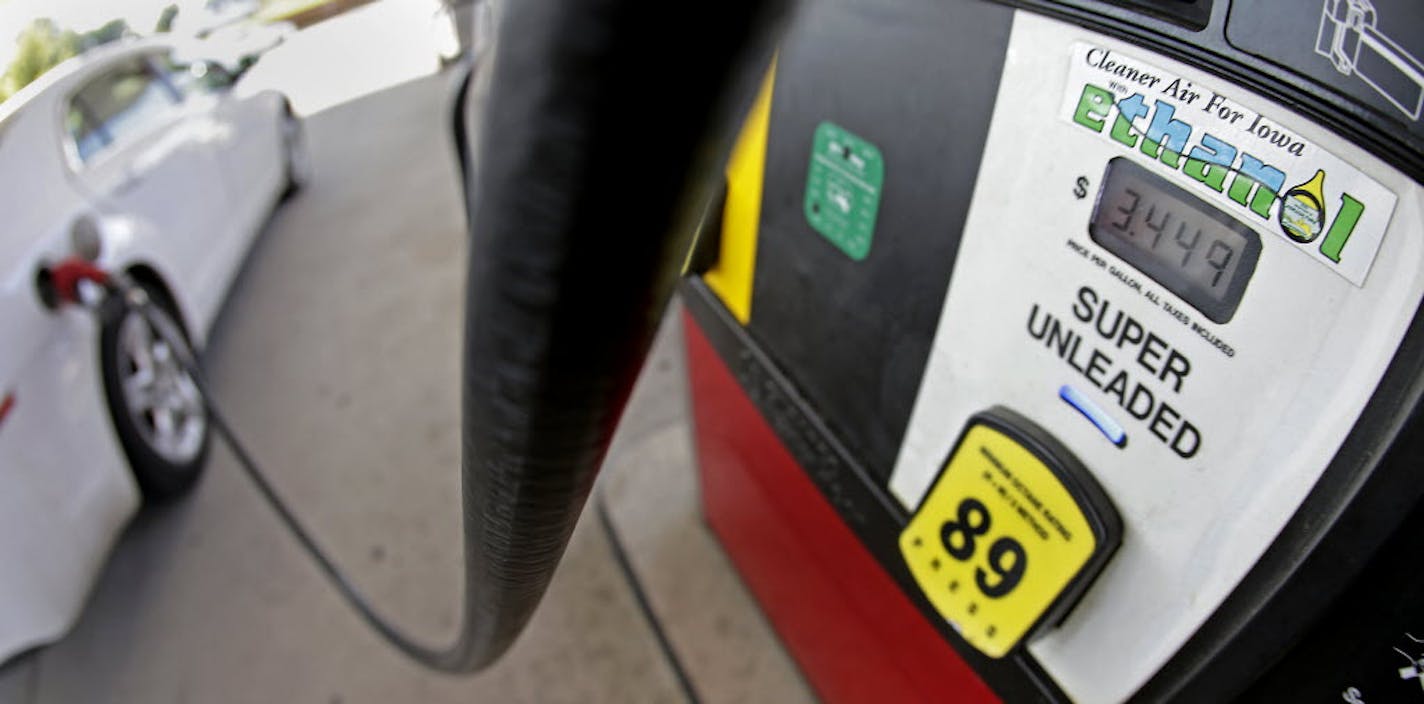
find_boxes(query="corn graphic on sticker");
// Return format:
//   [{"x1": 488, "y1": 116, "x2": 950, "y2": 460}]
[{"x1": 1280, "y1": 169, "x2": 1328, "y2": 243}]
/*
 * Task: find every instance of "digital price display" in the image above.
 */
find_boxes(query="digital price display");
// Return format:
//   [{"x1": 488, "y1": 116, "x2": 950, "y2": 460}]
[{"x1": 1089, "y1": 158, "x2": 1261, "y2": 324}]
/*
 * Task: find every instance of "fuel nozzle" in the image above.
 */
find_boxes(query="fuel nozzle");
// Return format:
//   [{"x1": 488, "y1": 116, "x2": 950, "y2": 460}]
[
  {"x1": 39, "y1": 257, "x2": 112, "y2": 309},
  {"x1": 38, "y1": 213, "x2": 120, "y2": 310}
]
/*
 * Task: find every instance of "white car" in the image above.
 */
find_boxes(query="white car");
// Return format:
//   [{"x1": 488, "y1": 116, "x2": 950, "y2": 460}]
[{"x1": 0, "y1": 38, "x2": 303, "y2": 662}]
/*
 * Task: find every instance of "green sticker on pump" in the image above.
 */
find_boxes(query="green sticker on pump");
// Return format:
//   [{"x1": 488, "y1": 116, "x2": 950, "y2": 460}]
[{"x1": 804, "y1": 121, "x2": 884, "y2": 261}]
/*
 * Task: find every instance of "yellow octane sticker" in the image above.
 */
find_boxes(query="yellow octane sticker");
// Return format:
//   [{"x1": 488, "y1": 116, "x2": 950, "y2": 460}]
[{"x1": 899, "y1": 424, "x2": 1096, "y2": 658}]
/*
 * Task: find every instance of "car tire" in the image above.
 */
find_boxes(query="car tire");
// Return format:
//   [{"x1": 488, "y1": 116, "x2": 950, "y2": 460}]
[
  {"x1": 99, "y1": 280, "x2": 209, "y2": 502},
  {"x1": 280, "y1": 104, "x2": 308, "y2": 200}
]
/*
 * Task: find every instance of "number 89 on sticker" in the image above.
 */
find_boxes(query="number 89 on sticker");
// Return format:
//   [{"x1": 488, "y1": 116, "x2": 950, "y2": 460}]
[
  {"x1": 899, "y1": 412, "x2": 1121, "y2": 658},
  {"x1": 942, "y1": 497, "x2": 1027, "y2": 598}
]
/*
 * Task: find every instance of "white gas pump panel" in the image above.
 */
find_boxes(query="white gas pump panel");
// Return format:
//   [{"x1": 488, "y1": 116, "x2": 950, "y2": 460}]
[{"x1": 890, "y1": 11, "x2": 1424, "y2": 704}]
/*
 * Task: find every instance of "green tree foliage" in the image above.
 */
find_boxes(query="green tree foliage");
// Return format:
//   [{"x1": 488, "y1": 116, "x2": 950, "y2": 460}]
[
  {"x1": 0, "y1": 18, "x2": 132, "y2": 104},
  {"x1": 0, "y1": 19, "x2": 76, "y2": 102},
  {"x1": 80, "y1": 20, "x2": 132, "y2": 48},
  {"x1": 156, "y1": 6, "x2": 181, "y2": 33}
]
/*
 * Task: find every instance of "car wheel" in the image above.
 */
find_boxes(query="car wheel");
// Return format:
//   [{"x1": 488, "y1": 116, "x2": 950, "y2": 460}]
[
  {"x1": 281, "y1": 104, "x2": 308, "y2": 200},
  {"x1": 99, "y1": 281, "x2": 209, "y2": 502}
]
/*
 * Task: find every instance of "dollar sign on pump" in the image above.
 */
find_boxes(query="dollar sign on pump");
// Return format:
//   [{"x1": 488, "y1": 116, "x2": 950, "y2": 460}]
[{"x1": 1279, "y1": 169, "x2": 1328, "y2": 243}]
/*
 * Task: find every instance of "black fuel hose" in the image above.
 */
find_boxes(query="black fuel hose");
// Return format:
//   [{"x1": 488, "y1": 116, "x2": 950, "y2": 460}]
[
  {"x1": 448, "y1": 0, "x2": 787, "y2": 670},
  {"x1": 95, "y1": 0, "x2": 790, "y2": 675}
]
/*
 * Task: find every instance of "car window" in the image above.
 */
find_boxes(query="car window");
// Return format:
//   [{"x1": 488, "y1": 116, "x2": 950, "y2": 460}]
[{"x1": 67, "y1": 56, "x2": 183, "y2": 164}]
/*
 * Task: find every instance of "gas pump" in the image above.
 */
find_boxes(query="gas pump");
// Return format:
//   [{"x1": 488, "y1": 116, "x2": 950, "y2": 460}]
[{"x1": 681, "y1": 1, "x2": 1424, "y2": 702}]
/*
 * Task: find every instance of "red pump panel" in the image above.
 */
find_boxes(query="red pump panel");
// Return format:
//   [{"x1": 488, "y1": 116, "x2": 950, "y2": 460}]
[{"x1": 685, "y1": 308, "x2": 999, "y2": 704}]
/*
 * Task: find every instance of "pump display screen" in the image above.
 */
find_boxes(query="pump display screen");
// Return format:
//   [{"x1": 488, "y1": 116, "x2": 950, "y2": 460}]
[{"x1": 1089, "y1": 158, "x2": 1261, "y2": 323}]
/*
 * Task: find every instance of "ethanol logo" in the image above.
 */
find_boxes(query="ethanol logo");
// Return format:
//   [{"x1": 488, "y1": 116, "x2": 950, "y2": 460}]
[{"x1": 1069, "y1": 48, "x2": 1372, "y2": 268}]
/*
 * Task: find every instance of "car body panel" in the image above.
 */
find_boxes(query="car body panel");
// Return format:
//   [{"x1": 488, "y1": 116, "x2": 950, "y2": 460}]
[{"x1": 0, "y1": 307, "x2": 138, "y2": 660}]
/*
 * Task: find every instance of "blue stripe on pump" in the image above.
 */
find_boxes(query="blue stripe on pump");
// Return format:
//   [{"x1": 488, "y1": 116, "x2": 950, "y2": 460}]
[{"x1": 1060, "y1": 384, "x2": 1128, "y2": 447}]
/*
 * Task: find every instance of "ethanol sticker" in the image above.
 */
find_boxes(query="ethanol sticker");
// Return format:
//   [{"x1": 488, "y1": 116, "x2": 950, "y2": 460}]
[
  {"x1": 1059, "y1": 42, "x2": 1398, "y2": 287},
  {"x1": 803, "y1": 121, "x2": 884, "y2": 261},
  {"x1": 899, "y1": 414, "x2": 1118, "y2": 658}
]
